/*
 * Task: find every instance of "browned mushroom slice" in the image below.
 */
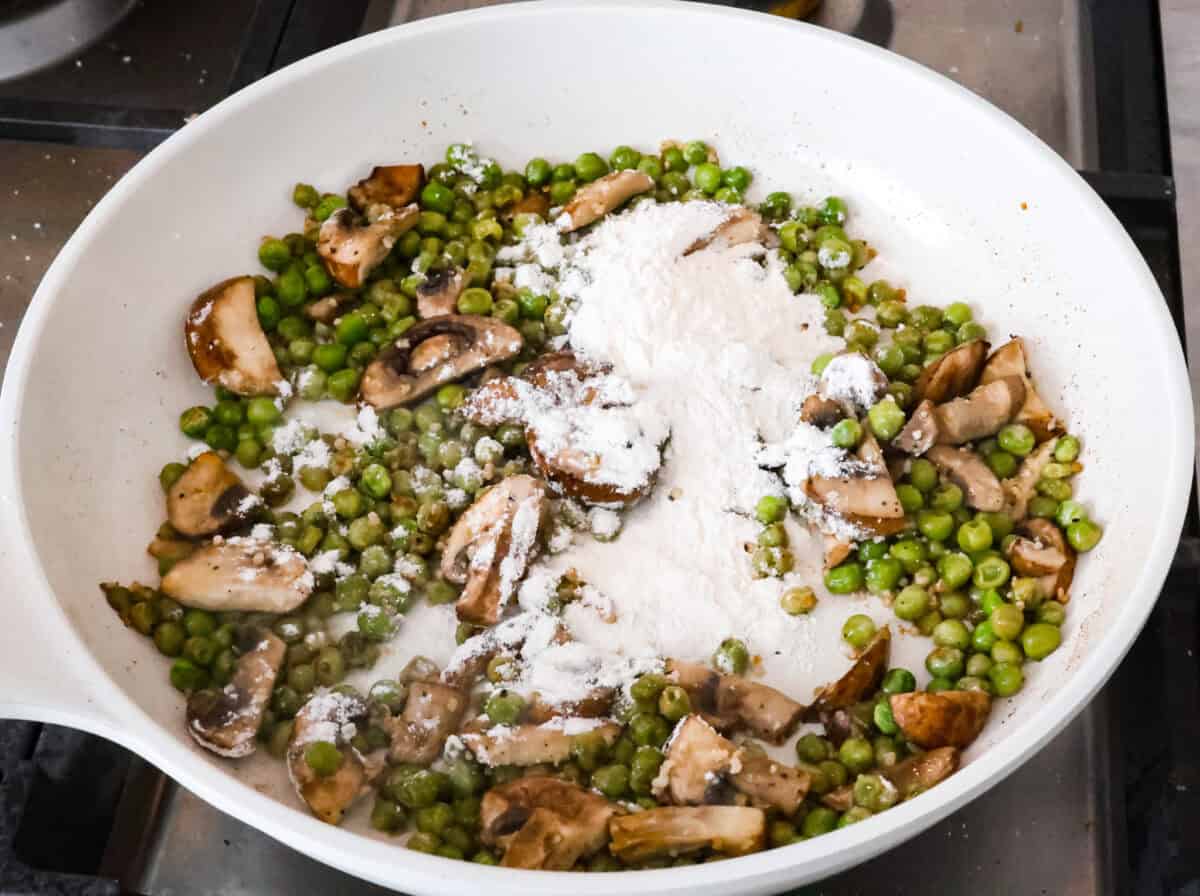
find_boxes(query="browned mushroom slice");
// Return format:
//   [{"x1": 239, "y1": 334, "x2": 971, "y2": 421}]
[
  {"x1": 1003, "y1": 437, "x2": 1058, "y2": 521},
  {"x1": 387, "y1": 681, "x2": 467, "y2": 765},
  {"x1": 440, "y1": 475, "x2": 548, "y2": 626},
  {"x1": 527, "y1": 411, "x2": 662, "y2": 508},
  {"x1": 416, "y1": 267, "x2": 467, "y2": 319},
  {"x1": 347, "y1": 164, "x2": 425, "y2": 212},
  {"x1": 821, "y1": 784, "x2": 854, "y2": 812},
  {"x1": 817, "y1": 354, "x2": 890, "y2": 411},
  {"x1": 316, "y1": 205, "x2": 419, "y2": 289},
  {"x1": 889, "y1": 690, "x2": 991, "y2": 749},
  {"x1": 933, "y1": 376, "x2": 1026, "y2": 445},
  {"x1": 186, "y1": 626, "x2": 285, "y2": 757},
  {"x1": 360, "y1": 315, "x2": 523, "y2": 409},
  {"x1": 882, "y1": 746, "x2": 960, "y2": 799},
  {"x1": 893, "y1": 399, "x2": 939, "y2": 456},
  {"x1": 912, "y1": 339, "x2": 989, "y2": 404},
  {"x1": 502, "y1": 192, "x2": 552, "y2": 221},
  {"x1": 480, "y1": 776, "x2": 616, "y2": 870},
  {"x1": 655, "y1": 715, "x2": 739, "y2": 805},
  {"x1": 166, "y1": 452, "x2": 255, "y2": 538},
  {"x1": 608, "y1": 806, "x2": 766, "y2": 862},
  {"x1": 979, "y1": 338, "x2": 1059, "y2": 441},
  {"x1": 1005, "y1": 534, "x2": 1067, "y2": 576},
  {"x1": 926, "y1": 445, "x2": 1005, "y2": 512},
  {"x1": 186, "y1": 276, "x2": 283, "y2": 396},
  {"x1": 801, "y1": 394, "x2": 847, "y2": 429},
  {"x1": 160, "y1": 537, "x2": 312, "y2": 613},
  {"x1": 286, "y1": 690, "x2": 369, "y2": 825},
  {"x1": 684, "y1": 207, "x2": 769, "y2": 256},
  {"x1": 463, "y1": 721, "x2": 621, "y2": 767},
  {"x1": 805, "y1": 472, "x2": 904, "y2": 521},
  {"x1": 1020, "y1": 518, "x2": 1076, "y2": 602},
  {"x1": 729, "y1": 753, "x2": 811, "y2": 815},
  {"x1": 559, "y1": 170, "x2": 655, "y2": 231},
  {"x1": 304, "y1": 292, "x2": 349, "y2": 324},
  {"x1": 666, "y1": 660, "x2": 740, "y2": 731},
  {"x1": 713, "y1": 676, "x2": 805, "y2": 744},
  {"x1": 525, "y1": 689, "x2": 614, "y2": 724},
  {"x1": 806, "y1": 627, "x2": 890, "y2": 719},
  {"x1": 823, "y1": 535, "x2": 855, "y2": 570}
]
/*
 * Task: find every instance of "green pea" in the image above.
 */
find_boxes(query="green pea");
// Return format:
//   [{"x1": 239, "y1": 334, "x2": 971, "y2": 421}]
[
  {"x1": 925, "y1": 646, "x2": 965, "y2": 680},
  {"x1": 838, "y1": 737, "x2": 874, "y2": 774},
  {"x1": 966, "y1": 653, "x2": 994, "y2": 679},
  {"x1": 811, "y1": 353, "x2": 834, "y2": 375},
  {"x1": 980, "y1": 449, "x2": 1017, "y2": 479},
  {"x1": 939, "y1": 592, "x2": 970, "y2": 619},
  {"x1": 942, "y1": 301, "x2": 972, "y2": 327},
  {"x1": 658, "y1": 685, "x2": 692, "y2": 722},
  {"x1": 1028, "y1": 495, "x2": 1059, "y2": 519},
  {"x1": 882, "y1": 667, "x2": 917, "y2": 695},
  {"x1": 780, "y1": 586, "x2": 818, "y2": 615},
  {"x1": 153, "y1": 620, "x2": 185, "y2": 656},
  {"x1": 955, "y1": 518, "x2": 992, "y2": 553},
  {"x1": 991, "y1": 638, "x2": 1024, "y2": 666},
  {"x1": 630, "y1": 746, "x2": 664, "y2": 795},
  {"x1": 1054, "y1": 436, "x2": 1081, "y2": 463},
  {"x1": 970, "y1": 619, "x2": 998, "y2": 652},
  {"x1": 894, "y1": 483, "x2": 923, "y2": 514},
  {"x1": 802, "y1": 807, "x2": 839, "y2": 838},
  {"x1": 292, "y1": 183, "x2": 319, "y2": 209},
  {"x1": 276, "y1": 266, "x2": 307, "y2": 307},
  {"x1": 169, "y1": 658, "x2": 209, "y2": 692},
  {"x1": 902, "y1": 460, "x2": 934, "y2": 495},
  {"x1": 858, "y1": 541, "x2": 889, "y2": 562},
  {"x1": 891, "y1": 585, "x2": 927, "y2": 622},
  {"x1": 592, "y1": 764, "x2": 630, "y2": 799},
  {"x1": 312, "y1": 342, "x2": 347, "y2": 373},
  {"x1": 755, "y1": 494, "x2": 788, "y2": 524},
  {"x1": 258, "y1": 237, "x2": 292, "y2": 272},
  {"x1": 990, "y1": 603, "x2": 1025, "y2": 641},
  {"x1": 917, "y1": 510, "x2": 954, "y2": 541},
  {"x1": 575, "y1": 152, "x2": 609, "y2": 182},
  {"x1": 484, "y1": 690, "x2": 525, "y2": 725},
  {"x1": 989, "y1": 661, "x2": 1024, "y2": 697},
  {"x1": 995, "y1": 423, "x2": 1034, "y2": 457},
  {"x1": 872, "y1": 700, "x2": 899, "y2": 736},
  {"x1": 842, "y1": 614, "x2": 877, "y2": 650},
  {"x1": 1010, "y1": 576, "x2": 1044, "y2": 608},
  {"x1": 326, "y1": 368, "x2": 360, "y2": 402},
  {"x1": 1067, "y1": 519, "x2": 1102, "y2": 552},
  {"x1": 865, "y1": 558, "x2": 903, "y2": 594},
  {"x1": 867, "y1": 397, "x2": 906, "y2": 441},
  {"x1": 909, "y1": 304, "x2": 943, "y2": 329},
  {"x1": 937, "y1": 552, "x2": 973, "y2": 589},
  {"x1": 1021, "y1": 622, "x2": 1062, "y2": 660},
  {"x1": 713, "y1": 637, "x2": 750, "y2": 675},
  {"x1": 256, "y1": 294, "x2": 282, "y2": 331},
  {"x1": 932, "y1": 619, "x2": 970, "y2": 650},
  {"x1": 522, "y1": 157, "x2": 552, "y2": 187},
  {"x1": 926, "y1": 676, "x2": 956, "y2": 693},
  {"x1": 973, "y1": 555, "x2": 1011, "y2": 590},
  {"x1": 759, "y1": 191, "x2": 792, "y2": 220},
  {"x1": 1036, "y1": 601, "x2": 1066, "y2": 627},
  {"x1": 888, "y1": 539, "x2": 926, "y2": 574},
  {"x1": 824, "y1": 308, "x2": 847, "y2": 336},
  {"x1": 830, "y1": 418, "x2": 863, "y2": 450},
  {"x1": 825, "y1": 561, "x2": 865, "y2": 594},
  {"x1": 312, "y1": 194, "x2": 347, "y2": 222}
]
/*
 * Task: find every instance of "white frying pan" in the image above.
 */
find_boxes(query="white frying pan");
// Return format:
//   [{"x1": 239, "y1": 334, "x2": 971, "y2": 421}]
[{"x1": 0, "y1": 2, "x2": 1191, "y2": 893}]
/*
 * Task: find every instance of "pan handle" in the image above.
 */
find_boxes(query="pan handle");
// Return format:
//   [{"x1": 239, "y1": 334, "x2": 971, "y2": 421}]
[{"x1": 0, "y1": 544, "x2": 122, "y2": 741}]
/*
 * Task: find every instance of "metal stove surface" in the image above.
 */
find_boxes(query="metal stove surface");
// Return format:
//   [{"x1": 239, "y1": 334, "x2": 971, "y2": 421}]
[{"x1": 0, "y1": 2, "x2": 1196, "y2": 895}]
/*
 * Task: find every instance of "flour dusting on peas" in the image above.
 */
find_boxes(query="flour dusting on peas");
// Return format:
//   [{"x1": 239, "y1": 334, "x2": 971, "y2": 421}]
[{"x1": 100, "y1": 139, "x2": 1103, "y2": 868}]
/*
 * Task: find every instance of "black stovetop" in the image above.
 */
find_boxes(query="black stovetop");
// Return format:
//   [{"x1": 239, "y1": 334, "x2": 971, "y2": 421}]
[{"x1": 0, "y1": 1, "x2": 1197, "y2": 894}]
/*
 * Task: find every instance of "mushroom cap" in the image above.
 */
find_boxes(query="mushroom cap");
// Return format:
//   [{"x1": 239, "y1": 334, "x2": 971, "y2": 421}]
[
  {"x1": 360, "y1": 314, "x2": 523, "y2": 410},
  {"x1": 800, "y1": 394, "x2": 847, "y2": 429},
  {"x1": 822, "y1": 534, "x2": 855, "y2": 570},
  {"x1": 386, "y1": 680, "x2": 467, "y2": 765},
  {"x1": 806, "y1": 626, "x2": 891, "y2": 719},
  {"x1": 893, "y1": 399, "x2": 939, "y2": 456},
  {"x1": 316, "y1": 205, "x2": 419, "y2": 289},
  {"x1": 882, "y1": 746, "x2": 960, "y2": 799},
  {"x1": 608, "y1": 806, "x2": 766, "y2": 862},
  {"x1": 1002, "y1": 437, "x2": 1058, "y2": 520},
  {"x1": 731, "y1": 753, "x2": 811, "y2": 816},
  {"x1": 683, "y1": 206, "x2": 769, "y2": 256},
  {"x1": 656, "y1": 715, "x2": 739, "y2": 805},
  {"x1": 187, "y1": 626, "x2": 285, "y2": 757},
  {"x1": 664, "y1": 660, "x2": 804, "y2": 742},
  {"x1": 160, "y1": 535, "x2": 312, "y2": 613},
  {"x1": 462, "y1": 720, "x2": 621, "y2": 767},
  {"x1": 167, "y1": 451, "x2": 256, "y2": 538},
  {"x1": 440, "y1": 475, "x2": 548, "y2": 626},
  {"x1": 185, "y1": 276, "x2": 283, "y2": 396},
  {"x1": 889, "y1": 690, "x2": 992, "y2": 749},
  {"x1": 286, "y1": 690, "x2": 370, "y2": 825},
  {"x1": 925, "y1": 444, "x2": 1005, "y2": 512},
  {"x1": 1019, "y1": 517, "x2": 1076, "y2": 602},
  {"x1": 480, "y1": 776, "x2": 616, "y2": 870},
  {"x1": 558, "y1": 170, "x2": 655, "y2": 232},
  {"x1": 979, "y1": 338, "x2": 1059, "y2": 441},
  {"x1": 933, "y1": 376, "x2": 1026, "y2": 445},
  {"x1": 415, "y1": 267, "x2": 468, "y2": 319},
  {"x1": 347, "y1": 164, "x2": 425, "y2": 213},
  {"x1": 913, "y1": 339, "x2": 989, "y2": 405}
]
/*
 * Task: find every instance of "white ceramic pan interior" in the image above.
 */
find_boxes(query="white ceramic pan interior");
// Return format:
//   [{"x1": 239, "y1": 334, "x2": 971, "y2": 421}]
[{"x1": 0, "y1": 2, "x2": 1191, "y2": 893}]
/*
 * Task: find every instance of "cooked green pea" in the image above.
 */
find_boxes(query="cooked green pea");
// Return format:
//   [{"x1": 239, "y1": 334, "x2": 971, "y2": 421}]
[
  {"x1": 831, "y1": 418, "x2": 863, "y2": 449},
  {"x1": 713, "y1": 637, "x2": 750, "y2": 675},
  {"x1": 882, "y1": 667, "x2": 917, "y2": 694},
  {"x1": 984, "y1": 449, "x2": 1018, "y2": 479},
  {"x1": 971, "y1": 619, "x2": 998, "y2": 652},
  {"x1": 838, "y1": 737, "x2": 874, "y2": 774},
  {"x1": 895, "y1": 483, "x2": 924, "y2": 513},
  {"x1": 1054, "y1": 435, "x2": 1081, "y2": 462},
  {"x1": 925, "y1": 646, "x2": 965, "y2": 680},
  {"x1": 956, "y1": 518, "x2": 992, "y2": 553},
  {"x1": 932, "y1": 619, "x2": 970, "y2": 649},
  {"x1": 989, "y1": 661, "x2": 1024, "y2": 697},
  {"x1": 825, "y1": 561, "x2": 865, "y2": 594},
  {"x1": 484, "y1": 690, "x2": 525, "y2": 725},
  {"x1": 258, "y1": 238, "x2": 291, "y2": 272},
  {"x1": 991, "y1": 639, "x2": 1024, "y2": 666},
  {"x1": 153, "y1": 620, "x2": 185, "y2": 656},
  {"x1": 1028, "y1": 495, "x2": 1059, "y2": 519},
  {"x1": 926, "y1": 676, "x2": 956, "y2": 693},
  {"x1": 276, "y1": 266, "x2": 307, "y2": 307},
  {"x1": 973, "y1": 555, "x2": 1010, "y2": 589},
  {"x1": 842, "y1": 614, "x2": 877, "y2": 649},
  {"x1": 592, "y1": 764, "x2": 630, "y2": 799},
  {"x1": 312, "y1": 342, "x2": 348, "y2": 373},
  {"x1": 780, "y1": 586, "x2": 818, "y2": 615},
  {"x1": 1021, "y1": 622, "x2": 1062, "y2": 660},
  {"x1": 990, "y1": 603, "x2": 1025, "y2": 640},
  {"x1": 658, "y1": 685, "x2": 691, "y2": 722},
  {"x1": 893, "y1": 584, "x2": 929, "y2": 621},
  {"x1": 312, "y1": 194, "x2": 347, "y2": 222},
  {"x1": 917, "y1": 510, "x2": 954, "y2": 541},
  {"x1": 693, "y1": 162, "x2": 722, "y2": 194},
  {"x1": 755, "y1": 494, "x2": 787, "y2": 524},
  {"x1": 865, "y1": 558, "x2": 903, "y2": 594},
  {"x1": 867, "y1": 397, "x2": 906, "y2": 441},
  {"x1": 292, "y1": 183, "x2": 319, "y2": 208},
  {"x1": 1037, "y1": 477, "x2": 1073, "y2": 502},
  {"x1": 169, "y1": 658, "x2": 209, "y2": 692},
  {"x1": 575, "y1": 152, "x2": 609, "y2": 182},
  {"x1": 872, "y1": 701, "x2": 899, "y2": 736},
  {"x1": 802, "y1": 806, "x2": 839, "y2": 838},
  {"x1": 908, "y1": 458, "x2": 938, "y2": 492},
  {"x1": 1067, "y1": 519, "x2": 1102, "y2": 552},
  {"x1": 937, "y1": 552, "x2": 973, "y2": 589},
  {"x1": 1036, "y1": 601, "x2": 1066, "y2": 626}
]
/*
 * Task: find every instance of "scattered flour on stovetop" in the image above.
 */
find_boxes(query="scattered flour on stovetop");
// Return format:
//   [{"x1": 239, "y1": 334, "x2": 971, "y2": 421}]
[{"x1": 497, "y1": 200, "x2": 866, "y2": 700}]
